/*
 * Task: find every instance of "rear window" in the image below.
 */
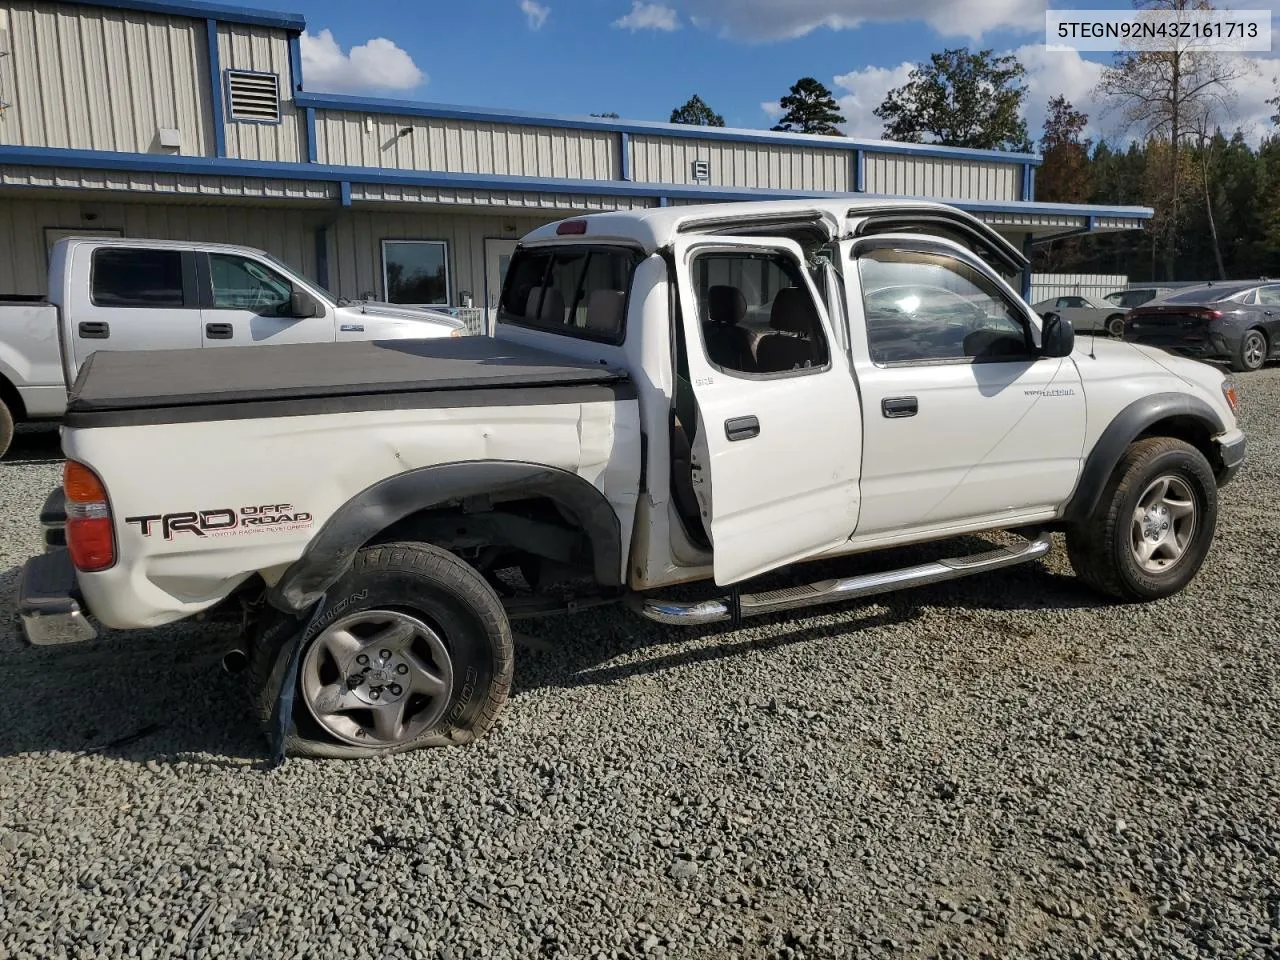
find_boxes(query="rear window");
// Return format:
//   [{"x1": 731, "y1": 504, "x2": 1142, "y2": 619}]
[
  {"x1": 1163, "y1": 285, "x2": 1251, "y2": 304},
  {"x1": 498, "y1": 245, "x2": 641, "y2": 345},
  {"x1": 91, "y1": 248, "x2": 185, "y2": 308}
]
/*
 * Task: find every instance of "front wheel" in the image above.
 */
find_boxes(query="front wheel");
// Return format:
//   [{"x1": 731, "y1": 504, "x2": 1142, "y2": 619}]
[
  {"x1": 1106, "y1": 314, "x2": 1126, "y2": 338},
  {"x1": 1229, "y1": 329, "x2": 1267, "y2": 373},
  {"x1": 0, "y1": 400, "x2": 13, "y2": 460},
  {"x1": 1066, "y1": 437, "x2": 1218, "y2": 602},
  {"x1": 251, "y1": 542, "x2": 514, "y2": 758}
]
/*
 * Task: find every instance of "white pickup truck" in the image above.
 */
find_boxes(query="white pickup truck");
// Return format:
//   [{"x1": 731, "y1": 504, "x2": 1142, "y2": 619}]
[
  {"x1": 0, "y1": 237, "x2": 468, "y2": 457},
  {"x1": 18, "y1": 199, "x2": 1246, "y2": 760}
]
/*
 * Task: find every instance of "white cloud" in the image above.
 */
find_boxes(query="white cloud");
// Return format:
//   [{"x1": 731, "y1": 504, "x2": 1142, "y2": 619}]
[
  {"x1": 832, "y1": 62, "x2": 915, "y2": 138},
  {"x1": 760, "y1": 100, "x2": 783, "y2": 120},
  {"x1": 614, "y1": 2, "x2": 680, "y2": 31},
  {"x1": 300, "y1": 29, "x2": 425, "y2": 93},
  {"x1": 672, "y1": 0, "x2": 1044, "y2": 42},
  {"x1": 521, "y1": 0, "x2": 550, "y2": 30}
]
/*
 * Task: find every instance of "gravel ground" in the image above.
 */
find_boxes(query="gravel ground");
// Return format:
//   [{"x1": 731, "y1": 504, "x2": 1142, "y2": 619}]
[{"x1": 1, "y1": 371, "x2": 1278, "y2": 960}]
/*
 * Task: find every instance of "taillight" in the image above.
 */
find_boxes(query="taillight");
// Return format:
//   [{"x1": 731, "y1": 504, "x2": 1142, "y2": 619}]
[
  {"x1": 64, "y1": 460, "x2": 115, "y2": 572},
  {"x1": 1197, "y1": 309, "x2": 1223, "y2": 321},
  {"x1": 556, "y1": 220, "x2": 588, "y2": 235}
]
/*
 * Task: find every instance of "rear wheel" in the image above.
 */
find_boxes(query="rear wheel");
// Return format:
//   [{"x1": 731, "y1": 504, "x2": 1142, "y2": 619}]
[
  {"x1": 1230, "y1": 329, "x2": 1267, "y2": 373},
  {"x1": 1066, "y1": 437, "x2": 1217, "y2": 602},
  {"x1": 252, "y1": 541, "x2": 513, "y2": 758},
  {"x1": 1106, "y1": 314, "x2": 1126, "y2": 338},
  {"x1": 0, "y1": 400, "x2": 12, "y2": 460}
]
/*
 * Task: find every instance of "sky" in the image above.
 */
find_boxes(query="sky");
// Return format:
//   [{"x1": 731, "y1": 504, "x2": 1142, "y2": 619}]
[{"x1": 292, "y1": 0, "x2": 1280, "y2": 148}]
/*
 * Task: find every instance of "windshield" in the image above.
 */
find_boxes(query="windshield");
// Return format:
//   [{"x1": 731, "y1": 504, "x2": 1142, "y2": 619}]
[{"x1": 1163, "y1": 285, "x2": 1253, "y2": 304}]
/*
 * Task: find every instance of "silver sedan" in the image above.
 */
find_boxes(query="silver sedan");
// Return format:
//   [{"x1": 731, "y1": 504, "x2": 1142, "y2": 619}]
[{"x1": 1032, "y1": 294, "x2": 1129, "y2": 337}]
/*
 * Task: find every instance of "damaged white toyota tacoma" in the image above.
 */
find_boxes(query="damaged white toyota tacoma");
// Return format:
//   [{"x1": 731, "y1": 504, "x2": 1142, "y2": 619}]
[{"x1": 18, "y1": 199, "x2": 1246, "y2": 759}]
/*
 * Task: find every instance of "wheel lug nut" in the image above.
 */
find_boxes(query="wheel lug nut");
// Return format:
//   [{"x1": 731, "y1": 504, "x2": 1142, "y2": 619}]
[
  {"x1": 370, "y1": 690, "x2": 380, "y2": 700},
  {"x1": 389, "y1": 684, "x2": 402, "y2": 697},
  {"x1": 396, "y1": 664, "x2": 409, "y2": 675},
  {"x1": 356, "y1": 654, "x2": 369, "y2": 665},
  {"x1": 379, "y1": 649, "x2": 392, "y2": 661}
]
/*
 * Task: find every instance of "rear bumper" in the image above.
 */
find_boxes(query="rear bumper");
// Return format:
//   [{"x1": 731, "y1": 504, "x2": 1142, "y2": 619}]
[
  {"x1": 1216, "y1": 432, "x2": 1246, "y2": 487},
  {"x1": 18, "y1": 548, "x2": 98, "y2": 646},
  {"x1": 40, "y1": 486, "x2": 66, "y2": 550}
]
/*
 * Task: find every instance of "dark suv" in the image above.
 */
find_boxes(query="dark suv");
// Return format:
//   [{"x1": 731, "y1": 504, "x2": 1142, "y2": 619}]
[{"x1": 1124, "y1": 281, "x2": 1280, "y2": 372}]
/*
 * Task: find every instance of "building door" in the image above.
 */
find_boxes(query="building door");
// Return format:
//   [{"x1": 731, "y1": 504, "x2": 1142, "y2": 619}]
[{"x1": 485, "y1": 238, "x2": 518, "y2": 333}]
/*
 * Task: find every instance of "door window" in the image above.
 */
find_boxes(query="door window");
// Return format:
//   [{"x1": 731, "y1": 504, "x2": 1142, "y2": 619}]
[
  {"x1": 90, "y1": 248, "x2": 185, "y2": 308},
  {"x1": 382, "y1": 240, "x2": 449, "y2": 305},
  {"x1": 688, "y1": 250, "x2": 830, "y2": 376},
  {"x1": 208, "y1": 254, "x2": 293, "y2": 315},
  {"x1": 857, "y1": 247, "x2": 1033, "y2": 364},
  {"x1": 1257, "y1": 285, "x2": 1280, "y2": 306}
]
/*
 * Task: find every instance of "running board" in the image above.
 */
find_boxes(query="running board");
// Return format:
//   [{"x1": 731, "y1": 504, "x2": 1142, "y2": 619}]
[{"x1": 631, "y1": 532, "x2": 1052, "y2": 626}]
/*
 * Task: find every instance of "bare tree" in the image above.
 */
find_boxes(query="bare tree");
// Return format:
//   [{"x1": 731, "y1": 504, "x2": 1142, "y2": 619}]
[
  {"x1": 1093, "y1": 0, "x2": 1253, "y2": 278},
  {"x1": 1190, "y1": 107, "x2": 1227, "y2": 279}
]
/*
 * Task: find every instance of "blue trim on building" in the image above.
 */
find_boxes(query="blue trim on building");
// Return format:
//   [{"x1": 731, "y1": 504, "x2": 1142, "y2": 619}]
[
  {"x1": 1028, "y1": 167, "x2": 1036, "y2": 202},
  {"x1": 658, "y1": 196, "x2": 669, "y2": 207},
  {"x1": 1020, "y1": 163, "x2": 1032, "y2": 202},
  {"x1": 1021, "y1": 235, "x2": 1034, "y2": 299},
  {"x1": 293, "y1": 91, "x2": 1042, "y2": 166},
  {"x1": 339, "y1": 181, "x2": 351, "y2": 207},
  {"x1": 619, "y1": 132, "x2": 631, "y2": 182},
  {"x1": 853, "y1": 149, "x2": 865, "y2": 193},
  {"x1": 205, "y1": 19, "x2": 226, "y2": 158},
  {"x1": 305, "y1": 106, "x2": 318, "y2": 163},
  {"x1": 287, "y1": 32, "x2": 303, "y2": 92},
  {"x1": 0, "y1": 145, "x2": 1153, "y2": 221},
  {"x1": 64, "y1": 0, "x2": 304, "y2": 30}
]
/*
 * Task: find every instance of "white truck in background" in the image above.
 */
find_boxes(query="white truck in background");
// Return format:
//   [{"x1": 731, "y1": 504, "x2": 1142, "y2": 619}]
[{"x1": 0, "y1": 237, "x2": 469, "y2": 457}]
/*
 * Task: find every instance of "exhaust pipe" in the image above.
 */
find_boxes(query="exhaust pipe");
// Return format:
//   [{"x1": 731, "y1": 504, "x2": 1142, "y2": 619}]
[{"x1": 221, "y1": 646, "x2": 250, "y2": 674}]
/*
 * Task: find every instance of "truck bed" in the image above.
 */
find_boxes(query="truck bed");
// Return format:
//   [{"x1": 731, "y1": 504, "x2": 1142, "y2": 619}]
[{"x1": 63, "y1": 337, "x2": 633, "y2": 427}]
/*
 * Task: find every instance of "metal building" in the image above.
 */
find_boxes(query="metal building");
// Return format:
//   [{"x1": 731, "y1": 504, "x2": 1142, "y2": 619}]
[{"x1": 0, "y1": 0, "x2": 1153, "y2": 327}]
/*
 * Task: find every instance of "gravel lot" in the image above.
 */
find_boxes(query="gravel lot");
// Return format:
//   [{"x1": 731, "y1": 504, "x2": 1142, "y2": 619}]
[{"x1": 1, "y1": 370, "x2": 1278, "y2": 960}]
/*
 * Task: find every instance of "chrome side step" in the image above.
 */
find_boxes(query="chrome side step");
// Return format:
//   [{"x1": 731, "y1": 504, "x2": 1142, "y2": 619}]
[{"x1": 631, "y1": 532, "x2": 1052, "y2": 626}]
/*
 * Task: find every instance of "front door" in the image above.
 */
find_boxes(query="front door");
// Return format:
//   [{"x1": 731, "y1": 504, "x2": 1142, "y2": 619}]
[
  {"x1": 485, "y1": 238, "x2": 518, "y2": 333},
  {"x1": 673, "y1": 235, "x2": 864, "y2": 586},
  {"x1": 200, "y1": 251, "x2": 334, "y2": 347},
  {"x1": 848, "y1": 238, "x2": 1086, "y2": 539}
]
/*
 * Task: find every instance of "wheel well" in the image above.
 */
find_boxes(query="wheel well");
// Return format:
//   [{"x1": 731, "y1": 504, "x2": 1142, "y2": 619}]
[
  {"x1": 0, "y1": 373, "x2": 26, "y2": 421},
  {"x1": 365, "y1": 495, "x2": 598, "y2": 589},
  {"x1": 1134, "y1": 415, "x2": 1216, "y2": 464}
]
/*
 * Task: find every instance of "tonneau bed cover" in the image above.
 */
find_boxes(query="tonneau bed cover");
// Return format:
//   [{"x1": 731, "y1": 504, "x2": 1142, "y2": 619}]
[{"x1": 64, "y1": 337, "x2": 633, "y2": 427}]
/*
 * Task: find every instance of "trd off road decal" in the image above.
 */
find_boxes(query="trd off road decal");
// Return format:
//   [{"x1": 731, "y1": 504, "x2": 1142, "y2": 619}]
[{"x1": 124, "y1": 503, "x2": 314, "y2": 540}]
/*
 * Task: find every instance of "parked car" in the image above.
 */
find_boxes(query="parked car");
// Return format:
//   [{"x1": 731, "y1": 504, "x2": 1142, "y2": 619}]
[
  {"x1": 0, "y1": 237, "x2": 469, "y2": 457},
  {"x1": 18, "y1": 198, "x2": 1246, "y2": 760},
  {"x1": 1123, "y1": 280, "x2": 1280, "y2": 372},
  {"x1": 1031, "y1": 294, "x2": 1130, "y2": 337},
  {"x1": 1104, "y1": 286, "x2": 1175, "y2": 309}
]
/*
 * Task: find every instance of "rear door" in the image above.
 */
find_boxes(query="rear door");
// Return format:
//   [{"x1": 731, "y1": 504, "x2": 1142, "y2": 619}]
[
  {"x1": 198, "y1": 251, "x2": 334, "y2": 347},
  {"x1": 672, "y1": 235, "x2": 863, "y2": 585},
  {"x1": 74, "y1": 245, "x2": 202, "y2": 372}
]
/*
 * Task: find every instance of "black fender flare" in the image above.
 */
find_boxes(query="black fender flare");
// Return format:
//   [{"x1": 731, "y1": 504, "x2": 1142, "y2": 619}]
[
  {"x1": 268, "y1": 461, "x2": 624, "y2": 613},
  {"x1": 1062, "y1": 392, "x2": 1226, "y2": 524}
]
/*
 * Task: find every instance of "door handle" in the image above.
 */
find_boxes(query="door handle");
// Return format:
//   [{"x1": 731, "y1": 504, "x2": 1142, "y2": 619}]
[
  {"x1": 78, "y1": 321, "x2": 109, "y2": 339},
  {"x1": 882, "y1": 396, "x2": 918, "y2": 418},
  {"x1": 205, "y1": 322, "x2": 234, "y2": 339},
  {"x1": 724, "y1": 415, "x2": 760, "y2": 442}
]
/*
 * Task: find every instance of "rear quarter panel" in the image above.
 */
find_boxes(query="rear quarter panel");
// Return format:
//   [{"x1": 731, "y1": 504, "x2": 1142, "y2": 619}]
[
  {"x1": 0, "y1": 303, "x2": 67, "y2": 416},
  {"x1": 66, "y1": 398, "x2": 641, "y2": 629}
]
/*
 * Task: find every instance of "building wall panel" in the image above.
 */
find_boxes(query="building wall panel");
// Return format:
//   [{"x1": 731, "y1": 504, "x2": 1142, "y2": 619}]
[
  {"x1": 0, "y1": 0, "x2": 213, "y2": 154},
  {"x1": 314, "y1": 110, "x2": 619, "y2": 181},
  {"x1": 0, "y1": 164, "x2": 334, "y2": 200},
  {"x1": 864, "y1": 154, "x2": 1020, "y2": 202},
  {"x1": 628, "y1": 134, "x2": 849, "y2": 192},
  {"x1": 349, "y1": 183, "x2": 649, "y2": 212},
  {"x1": 217, "y1": 22, "x2": 304, "y2": 163}
]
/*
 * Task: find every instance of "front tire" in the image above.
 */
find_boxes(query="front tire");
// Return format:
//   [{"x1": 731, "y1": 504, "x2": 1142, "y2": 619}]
[
  {"x1": 1229, "y1": 329, "x2": 1267, "y2": 373},
  {"x1": 251, "y1": 542, "x2": 513, "y2": 758},
  {"x1": 1066, "y1": 437, "x2": 1218, "y2": 603},
  {"x1": 0, "y1": 400, "x2": 13, "y2": 459},
  {"x1": 1106, "y1": 314, "x2": 1126, "y2": 338}
]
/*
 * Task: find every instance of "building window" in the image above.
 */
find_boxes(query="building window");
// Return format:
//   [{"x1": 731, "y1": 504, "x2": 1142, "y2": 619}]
[
  {"x1": 382, "y1": 240, "x2": 450, "y2": 305},
  {"x1": 89, "y1": 248, "x2": 185, "y2": 308},
  {"x1": 225, "y1": 70, "x2": 281, "y2": 124}
]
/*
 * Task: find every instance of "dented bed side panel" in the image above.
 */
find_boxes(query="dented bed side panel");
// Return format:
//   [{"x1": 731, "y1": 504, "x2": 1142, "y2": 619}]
[{"x1": 64, "y1": 398, "x2": 642, "y2": 629}]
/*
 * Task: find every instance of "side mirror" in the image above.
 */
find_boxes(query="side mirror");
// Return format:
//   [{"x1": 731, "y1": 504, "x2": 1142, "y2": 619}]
[
  {"x1": 1040, "y1": 311, "x2": 1075, "y2": 358},
  {"x1": 290, "y1": 288, "x2": 322, "y2": 319}
]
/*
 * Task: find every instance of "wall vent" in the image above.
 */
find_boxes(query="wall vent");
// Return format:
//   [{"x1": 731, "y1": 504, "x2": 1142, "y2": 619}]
[{"x1": 225, "y1": 70, "x2": 280, "y2": 123}]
